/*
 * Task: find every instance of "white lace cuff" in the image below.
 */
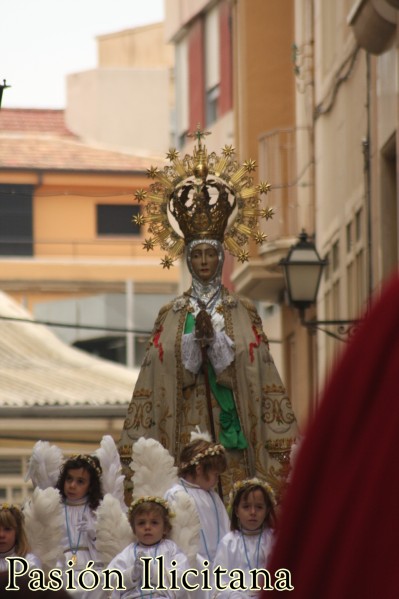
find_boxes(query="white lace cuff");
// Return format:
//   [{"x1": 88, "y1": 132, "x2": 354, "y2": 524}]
[
  {"x1": 208, "y1": 331, "x2": 235, "y2": 375},
  {"x1": 182, "y1": 333, "x2": 202, "y2": 374}
]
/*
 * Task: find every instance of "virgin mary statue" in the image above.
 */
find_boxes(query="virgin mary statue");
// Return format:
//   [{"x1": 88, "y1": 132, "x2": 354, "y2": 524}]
[{"x1": 119, "y1": 127, "x2": 298, "y2": 501}]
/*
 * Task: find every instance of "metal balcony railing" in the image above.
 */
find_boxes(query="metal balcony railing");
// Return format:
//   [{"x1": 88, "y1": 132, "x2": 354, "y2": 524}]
[{"x1": 258, "y1": 126, "x2": 313, "y2": 242}]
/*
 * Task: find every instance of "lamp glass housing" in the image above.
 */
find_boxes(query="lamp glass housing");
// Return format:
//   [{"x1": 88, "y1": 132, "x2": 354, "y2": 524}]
[{"x1": 280, "y1": 232, "x2": 327, "y2": 309}]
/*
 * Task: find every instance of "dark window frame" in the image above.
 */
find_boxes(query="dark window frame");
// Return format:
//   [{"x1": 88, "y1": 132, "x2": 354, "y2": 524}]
[
  {"x1": 96, "y1": 204, "x2": 141, "y2": 236},
  {"x1": 0, "y1": 184, "x2": 34, "y2": 256}
]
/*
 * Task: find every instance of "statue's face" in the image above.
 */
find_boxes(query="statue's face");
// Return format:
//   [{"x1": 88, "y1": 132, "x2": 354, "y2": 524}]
[{"x1": 190, "y1": 243, "x2": 219, "y2": 282}]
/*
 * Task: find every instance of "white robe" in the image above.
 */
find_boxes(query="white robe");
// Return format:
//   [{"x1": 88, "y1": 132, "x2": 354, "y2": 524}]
[
  {"x1": 0, "y1": 548, "x2": 41, "y2": 572},
  {"x1": 58, "y1": 500, "x2": 105, "y2": 599},
  {"x1": 212, "y1": 529, "x2": 274, "y2": 598},
  {"x1": 106, "y1": 539, "x2": 189, "y2": 599},
  {"x1": 165, "y1": 480, "x2": 230, "y2": 599}
]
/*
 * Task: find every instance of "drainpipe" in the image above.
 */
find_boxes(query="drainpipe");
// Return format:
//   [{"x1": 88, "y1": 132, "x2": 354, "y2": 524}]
[{"x1": 362, "y1": 51, "x2": 373, "y2": 301}]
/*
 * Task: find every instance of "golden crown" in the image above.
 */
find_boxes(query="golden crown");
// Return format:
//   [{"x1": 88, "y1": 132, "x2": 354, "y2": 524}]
[
  {"x1": 179, "y1": 443, "x2": 225, "y2": 469},
  {"x1": 133, "y1": 124, "x2": 273, "y2": 268},
  {"x1": 69, "y1": 454, "x2": 102, "y2": 477},
  {"x1": 129, "y1": 496, "x2": 174, "y2": 518},
  {"x1": 0, "y1": 503, "x2": 21, "y2": 513}
]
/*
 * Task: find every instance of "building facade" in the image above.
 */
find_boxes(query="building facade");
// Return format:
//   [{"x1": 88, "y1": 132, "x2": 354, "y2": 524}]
[
  {"x1": 164, "y1": 0, "x2": 399, "y2": 429},
  {"x1": 0, "y1": 108, "x2": 180, "y2": 369}
]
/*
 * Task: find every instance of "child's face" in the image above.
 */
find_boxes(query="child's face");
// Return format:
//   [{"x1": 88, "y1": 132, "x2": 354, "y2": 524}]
[
  {"x1": 133, "y1": 510, "x2": 165, "y2": 546},
  {"x1": 0, "y1": 524, "x2": 17, "y2": 553},
  {"x1": 235, "y1": 489, "x2": 268, "y2": 531},
  {"x1": 194, "y1": 465, "x2": 219, "y2": 491},
  {"x1": 64, "y1": 467, "x2": 90, "y2": 501}
]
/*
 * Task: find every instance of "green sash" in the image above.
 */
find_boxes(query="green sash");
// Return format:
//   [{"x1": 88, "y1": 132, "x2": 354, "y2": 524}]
[{"x1": 184, "y1": 313, "x2": 247, "y2": 450}]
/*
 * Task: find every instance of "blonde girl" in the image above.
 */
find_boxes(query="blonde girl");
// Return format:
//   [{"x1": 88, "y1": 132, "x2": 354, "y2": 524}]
[
  {"x1": 107, "y1": 497, "x2": 189, "y2": 599},
  {"x1": 0, "y1": 503, "x2": 41, "y2": 572}
]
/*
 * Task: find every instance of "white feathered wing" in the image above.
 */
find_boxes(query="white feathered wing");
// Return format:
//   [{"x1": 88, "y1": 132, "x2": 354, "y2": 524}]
[
  {"x1": 25, "y1": 440, "x2": 64, "y2": 489},
  {"x1": 95, "y1": 434, "x2": 126, "y2": 511},
  {"x1": 95, "y1": 494, "x2": 133, "y2": 566},
  {"x1": 130, "y1": 437, "x2": 200, "y2": 566},
  {"x1": 169, "y1": 491, "x2": 201, "y2": 567},
  {"x1": 130, "y1": 437, "x2": 178, "y2": 498},
  {"x1": 24, "y1": 487, "x2": 64, "y2": 574}
]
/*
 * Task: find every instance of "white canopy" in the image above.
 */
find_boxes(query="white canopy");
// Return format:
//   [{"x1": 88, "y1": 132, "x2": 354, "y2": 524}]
[{"x1": 0, "y1": 291, "x2": 137, "y2": 407}]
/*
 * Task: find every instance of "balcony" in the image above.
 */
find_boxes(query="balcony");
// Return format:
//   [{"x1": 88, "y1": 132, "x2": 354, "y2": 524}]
[{"x1": 232, "y1": 127, "x2": 313, "y2": 303}]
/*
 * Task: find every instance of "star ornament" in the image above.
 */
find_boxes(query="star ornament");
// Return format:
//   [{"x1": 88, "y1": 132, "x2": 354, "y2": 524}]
[
  {"x1": 257, "y1": 181, "x2": 271, "y2": 194},
  {"x1": 161, "y1": 255, "x2": 174, "y2": 269},
  {"x1": 253, "y1": 231, "x2": 268, "y2": 244},
  {"x1": 166, "y1": 148, "x2": 179, "y2": 161},
  {"x1": 132, "y1": 214, "x2": 145, "y2": 226},
  {"x1": 134, "y1": 189, "x2": 147, "y2": 202},
  {"x1": 222, "y1": 144, "x2": 235, "y2": 157},
  {"x1": 260, "y1": 207, "x2": 275, "y2": 220},
  {"x1": 237, "y1": 250, "x2": 249, "y2": 263},
  {"x1": 243, "y1": 159, "x2": 257, "y2": 173},
  {"x1": 143, "y1": 238, "x2": 155, "y2": 251},
  {"x1": 146, "y1": 166, "x2": 159, "y2": 179}
]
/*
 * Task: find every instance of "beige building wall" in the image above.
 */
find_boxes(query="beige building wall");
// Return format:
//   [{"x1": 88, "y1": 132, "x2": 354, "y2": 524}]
[
  {"x1": 66, "y1": 23, "x2": 174, "y2": 158},
  {"x1": 97, "y1": 23, "x2": 173, "y2": 68},
  {"x1": 310, "y1": 0, "x2": 399, "y2": 385},
  {"x1": 372, "y1": 44, "x2": 398, "y2": 282},
  {"x1": 164, "y1": 0, "x2": 211, "y2": 40}
]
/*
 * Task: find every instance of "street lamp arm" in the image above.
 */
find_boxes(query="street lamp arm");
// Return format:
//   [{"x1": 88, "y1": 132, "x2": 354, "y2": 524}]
[{"x1": 300, "y1": 317, "x2": 362, "y2": 342}]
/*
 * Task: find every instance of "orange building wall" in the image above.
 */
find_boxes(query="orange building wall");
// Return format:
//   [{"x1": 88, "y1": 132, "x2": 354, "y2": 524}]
[
  {"x1": 219, "y1": 0, "x2": 233, "y2": 116},
  {"x1": 188, "y1": 19, "x2": 206, "y2": 130},
  {"x1": 233, "y1": 0, "x2": 296, "y2": 161},
  {"x1": 0, "y1": 169, "x2": 180, "y2": 313}
]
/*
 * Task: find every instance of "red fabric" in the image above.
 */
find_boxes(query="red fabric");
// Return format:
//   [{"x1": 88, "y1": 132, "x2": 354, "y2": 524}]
[
  {"x1": 249, "y1": 325, "x2": 262, "y2": 363},
  {"x1": 263, "y1": 275, "x2": 399, "y2": 599},
  {"x1": 153, "y1": 326, "x2": 164, "y2": 363}
]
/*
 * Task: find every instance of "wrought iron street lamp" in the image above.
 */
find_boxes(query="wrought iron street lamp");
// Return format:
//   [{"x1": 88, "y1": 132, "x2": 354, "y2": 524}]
[{"x1": 280, "y1": 230, "x2": 360, "y2": 341}]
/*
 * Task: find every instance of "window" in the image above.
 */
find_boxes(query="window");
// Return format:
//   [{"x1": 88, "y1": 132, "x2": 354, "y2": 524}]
[
  {"x1": 206, "y1": 84, "x2": 220, "y2": 126},
  {"x1": 0, "y1": 455, "x2": 33, "y2": 503},
  {"x1": 324, "y1": 251, "x2": 330, "y2": 281},
  {"x1": 205, "y1": 6, "x2": 220, "y2": 125},
  {"x1": 332, "y1": 240, "x2": 340, "y2": 271},
  {"x1": 175, "y1": 37, "x2": 189, "y2": 148},
  {"x1": 346, "y1": 222, "x2": 352, "y2": 252},
  {"x1": 355, "y1": 208, "x2": 362, "y2": 241},
  {"x1": 96, "y1": 205, "x2": 140, "y2": 236},
  {"x1": 0, "y1": 184, "x2": 33, "y2": 255}
]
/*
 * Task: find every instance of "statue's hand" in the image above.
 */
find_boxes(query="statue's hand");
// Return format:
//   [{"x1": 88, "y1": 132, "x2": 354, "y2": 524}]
[{"x1": 195, "y1": 308, "x2": 214, "y2": 346}]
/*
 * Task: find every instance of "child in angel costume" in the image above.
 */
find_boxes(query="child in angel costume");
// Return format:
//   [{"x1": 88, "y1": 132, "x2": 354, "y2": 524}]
[
  {"x1": 24, "y1": 436, "x2": 132, "y2": 599},
  {"x1": 212, "y1": 478, "x2": 276, "y2": 598},
  {"x1": 0, "y1": 503, "x2": 41, "y2": 572},
  {"x1": 107, "y1": 436, "x2": 200, "y2": 599},
  {"x1": 164, "y1": 431, "x2": 230, "y2": 599},
  {"x1": 119, "y1": 126, "x2": 298, "y2": 502}
]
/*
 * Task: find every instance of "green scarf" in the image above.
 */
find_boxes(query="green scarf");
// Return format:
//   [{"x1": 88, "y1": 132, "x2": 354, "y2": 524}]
[{"x1": 184, "y1": 312, "x2": 247, "y2": 450}]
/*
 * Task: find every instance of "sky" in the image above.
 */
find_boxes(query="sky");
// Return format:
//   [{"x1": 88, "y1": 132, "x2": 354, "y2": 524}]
[{"x1": 0, "y1": 0, "x2": 165, "y2": 109}]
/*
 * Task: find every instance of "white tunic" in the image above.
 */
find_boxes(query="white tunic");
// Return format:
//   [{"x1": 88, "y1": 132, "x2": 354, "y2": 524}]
[
  {"x1": 58, "y1": 499, "x2": 105, "y2": 599},
  {"x1": 106, "y1": 539, "x2": 189, "y2": 599},
  {"x1": 0, "y1": 548, "x2": 41, "y2": 572},
  {"x1": 212, "y1": 529, "x2": 274, "y2": 598},
  {"x1": 165, "y1": 480, "x2": 230, "y2": 599},
  {"x1": 165, "y1": 480, "x2": 229, "y2": 565}
]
